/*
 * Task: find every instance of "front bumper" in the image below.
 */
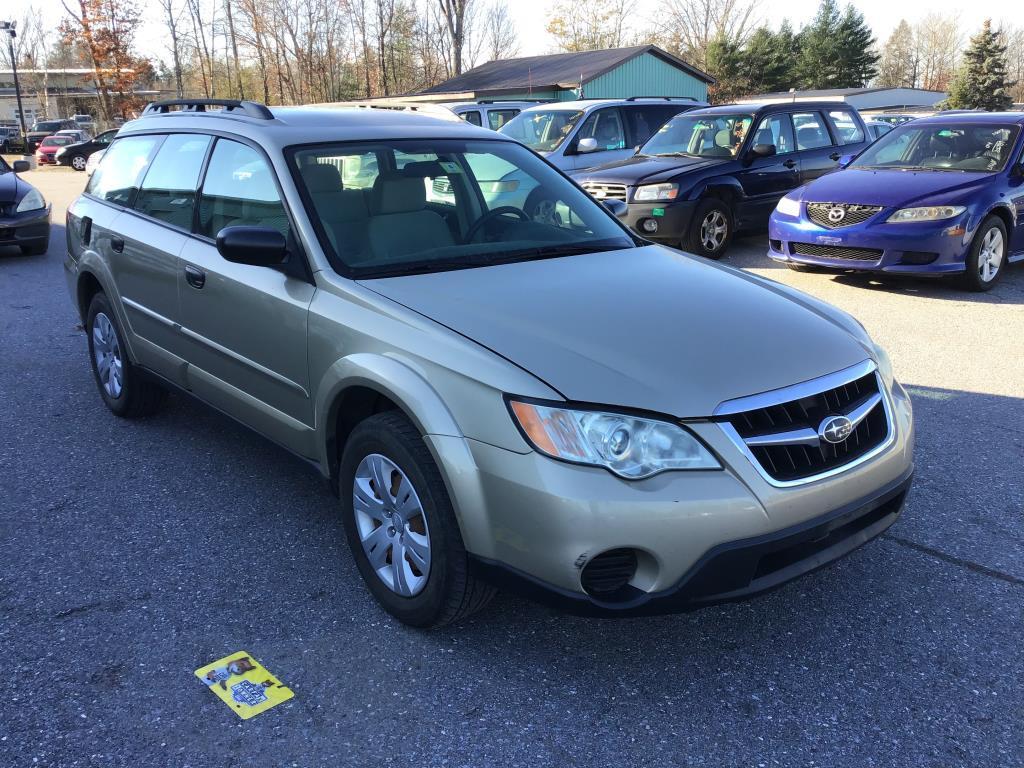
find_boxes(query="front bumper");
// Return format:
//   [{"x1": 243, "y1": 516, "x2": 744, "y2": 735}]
[
  {"x1": 768, "y1": 210, "x2": 971, "y2": 274},
  {"x1": 0, "y1": 207, "x2": 51, "y2": 249},
  {"x1": 427, "y1": 379, "x2": 914, "y2": 615},
  {"x1": 623, "y1": 199, "x2": 697, "y2": 244}
]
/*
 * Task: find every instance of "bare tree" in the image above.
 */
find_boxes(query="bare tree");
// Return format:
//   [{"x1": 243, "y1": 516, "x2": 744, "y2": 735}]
[
  {"x1": 546, "y1": 0, "x2": 634, "y2": 53},
  {"x1": 661, "y1": 0, "x2": 759, "y2": 71},
  {"x1": 438, "y1": 0, "x2": 472, "y2": 74},
  {"x1": 481, "y1": 0, "x2": 518, "y2": 63},
  {"x1": 914, "y1": 13, "x2": 962, "y2": 92}
]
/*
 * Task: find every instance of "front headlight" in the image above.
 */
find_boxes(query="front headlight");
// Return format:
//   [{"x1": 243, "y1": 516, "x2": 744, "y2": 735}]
[
  {"x1": 55, "y1": 147, "x2": 67, "y2": 159},
  {"x1": 775, "y1": 195, "x2": 802, "y2": 217},
  {"x1": 887, "y1": 205, "x2": 965, "y2": 223},
  {"x1": 633, "y1": 182, "x2": 679, "y2": 202},
  {"x1": 508, "y1": 399, "x2": 720, "y2": 479},
  {"x1": 16, "y1": 188, "x2": 46, "y2": 213}
]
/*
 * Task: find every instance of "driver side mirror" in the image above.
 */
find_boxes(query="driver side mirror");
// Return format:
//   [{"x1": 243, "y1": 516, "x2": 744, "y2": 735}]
[
  {"x1": 751, "y1": 143, "x2": 777, "y2": 158},
  {"x1": 216, "y1": 225, "x2": 288, "y2": 266},
  {"x1": 576, "y1": 137, "x2": 599, "y2": 154},
  {"x1": 12, "y1": 160, "x2": 29, "y2": 173}
]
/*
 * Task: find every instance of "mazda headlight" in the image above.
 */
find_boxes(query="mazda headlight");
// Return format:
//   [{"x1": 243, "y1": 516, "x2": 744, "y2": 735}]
[
  {"x1": 16, "y1": 188, "x2": 46, "y2": 213},
  {"x1": 775, "y1": 195, "x2": 802, "y2": 217},
  {"x1": 633, "y1": 183, "x2": 679, "y2": 202},
  {"x1": 508, "y1": 399, "x2": 720, "y2": 479},
  {"x1": 887, "y1": 205, "x2": 965, "y2": 223}
]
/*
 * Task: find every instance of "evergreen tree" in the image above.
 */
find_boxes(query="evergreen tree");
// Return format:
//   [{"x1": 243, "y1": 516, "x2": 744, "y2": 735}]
[
  {"x1": 835, "y1": 5, "x2": 879, "y2": 86},
  {"x1": 877, "y1": 20, "x2": 917, "y2": 87},
  {"x1": 706, "y1": 35, "x2": 748, "y2": 103},
  {"x1": 742, "y1": 25, "x2": 797, "y2": 94},
  {"x1": 947, "y1": 20, "x2": 1015, "y2": 111},
  {"x1": 796, "y1": 0, "x2": 878, "y2": 88}
]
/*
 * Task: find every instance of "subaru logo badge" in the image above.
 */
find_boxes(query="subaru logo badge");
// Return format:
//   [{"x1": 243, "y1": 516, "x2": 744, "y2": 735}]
[
  {"x1": 827, "y1": 206, "x2": 846, "y2": 224},
  {"x1": 818, "y1": 415, "x2": 853, "y2": 444}
]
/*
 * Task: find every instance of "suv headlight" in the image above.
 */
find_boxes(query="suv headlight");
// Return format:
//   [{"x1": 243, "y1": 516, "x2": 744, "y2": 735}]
[
  {"x1": 775, "y1": 195, "x2": 802, "y2": 217},
  {"x1": 633, "y1": 182, "x2": 679, "y2": 202},
  {"x1": 887, "y1": 205, "x2": 965, "y2": 223},
  {"x1": 16, "y1": 188, "x2": 46, "y2": 213},
  {"x1": 508, "y1": 399, "x2": 720, "y2": 479}
]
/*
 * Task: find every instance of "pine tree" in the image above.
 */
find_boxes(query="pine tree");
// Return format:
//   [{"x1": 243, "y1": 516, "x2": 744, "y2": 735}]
[
  {"x1": 742, "y1": 25, "x2": 798, "y2": 94},
  {"x1": 796, "y1": 0, "x2": 879, "y2": 88},
  {"x1": 706, "y1": 35, "x2": 748, "y2": 104},
  {"x1": 947, "y1": 20, "x2": 1015, "y2": 111}
]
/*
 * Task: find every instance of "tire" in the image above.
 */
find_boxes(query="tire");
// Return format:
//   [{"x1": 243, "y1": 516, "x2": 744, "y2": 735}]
[
  {"x1": 339, "y1": 411, "x2": 496, "y2": 628},
  {"x1": 686, "y1": 198, "x2": 734, "y2": 259},
  {"x1": 70, "y1": 154, "x2": 88, "y2": 171},
  {"x1": 961, "y1": 216, "x2": 1007, "y2": 292},
  {"x1": 85, "y1": 292, "x2": 167, "y2": 417},
  {"x1": 20, "y1": 238, "x2": 48, "y2": 256}
]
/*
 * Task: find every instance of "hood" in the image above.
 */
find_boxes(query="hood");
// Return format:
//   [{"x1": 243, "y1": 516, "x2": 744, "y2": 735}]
[
  {"x1": 798, "y1": 167, "x2": 993, "y2": 208},
  {"x1": 574, "y1": 154, "x2": 729, "y2": 186},
  {"x1": 360, "y1": 246, "x2": 870, "y2": 418},
  {"x1": 0, "y1": 172, "x2": 23, "y2": 204}
]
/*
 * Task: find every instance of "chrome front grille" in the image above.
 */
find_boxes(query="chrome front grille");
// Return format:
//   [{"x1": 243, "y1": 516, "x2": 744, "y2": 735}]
[
  {"x1": 806, "y1": 202, "x2": 883, "y2": 229},
  {"x1": 791, "y1": 242, "x2": 882, "y2": 262},
  {"x1": 715, "y1": 361, "x2": 892, "y2": 485},
  {"x1": 580, "y1": 182, "x2": 627, "y2": 202},
  {"x1": 432, "y1": 177, "x2": 453, "y2": 195}
]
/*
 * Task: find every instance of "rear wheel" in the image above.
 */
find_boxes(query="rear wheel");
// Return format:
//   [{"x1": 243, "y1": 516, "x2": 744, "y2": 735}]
[
  {"x1": 339, "y1": 411, "x2": 495, "y2": 628},
  {"x1": 961, "y1": 216, "x2": 1006, "y2": 292},
  {"x1": 85, "y1": 292, "x2": 167, "y2": 417},
  {"x1": 70, "y1": 154, "x2": 88, "y2": 171},
  {"x1": 686, "y1": 198, "x2": 733, "y2": 259}
]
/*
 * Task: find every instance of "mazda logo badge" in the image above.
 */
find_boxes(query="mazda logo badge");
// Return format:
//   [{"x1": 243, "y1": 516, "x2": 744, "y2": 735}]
[
  {"x1": 818, "y1": 415, "x2": 853, "y2": 444},
  {"x1": 827, "y1": 206, "x2": 846, "y2": 223}
]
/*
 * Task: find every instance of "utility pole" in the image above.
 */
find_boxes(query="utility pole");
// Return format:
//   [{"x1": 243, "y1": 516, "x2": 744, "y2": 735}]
[{"x1": 1, "y1": 21, "x2": 28, "y2": 142}]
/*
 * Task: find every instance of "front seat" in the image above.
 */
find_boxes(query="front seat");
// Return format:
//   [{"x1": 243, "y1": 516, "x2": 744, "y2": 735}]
[{"x1": 368, "y1": 176, "x2": 454, "y2": 260}]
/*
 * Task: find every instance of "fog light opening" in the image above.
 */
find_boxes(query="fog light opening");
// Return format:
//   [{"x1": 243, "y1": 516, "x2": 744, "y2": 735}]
[
  {"x1": 640, "y1": 218, "x2": 659, "y2": 234},
  {"x1": 581, "y1": 548, "x2": 639, "y2": 598}
]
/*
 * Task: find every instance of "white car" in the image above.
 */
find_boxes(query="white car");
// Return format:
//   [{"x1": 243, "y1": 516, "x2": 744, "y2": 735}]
[{"x1": 85, "y1": 148, "x2": 104, "y2": 177}]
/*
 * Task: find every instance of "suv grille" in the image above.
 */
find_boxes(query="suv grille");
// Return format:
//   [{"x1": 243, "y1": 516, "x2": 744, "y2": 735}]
[
  {"x1": 580, "y1": 182, "x2": 627, "y2": 202},
  {"x1": 792, "y1": 242, "x2": 882, "y2": 262},
  {"x1": 716, "y1": 366, "x2": 890, "y2": 483},
  {"x1": 806, "y1": 202, "x2": 883, "y2": 229},
  {"x1": 432, "y1": 177, "x2": 453, "y2": 195}
]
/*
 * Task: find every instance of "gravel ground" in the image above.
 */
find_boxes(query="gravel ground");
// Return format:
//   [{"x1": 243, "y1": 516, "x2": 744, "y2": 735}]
[{"x1": 1, "y1": 167, "x2": 1022, "y2": 768}]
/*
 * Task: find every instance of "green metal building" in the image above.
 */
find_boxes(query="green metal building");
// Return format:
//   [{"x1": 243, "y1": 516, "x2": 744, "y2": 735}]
[{"x1": 416, "y1": 45, "x2": 713, "y2": 103}]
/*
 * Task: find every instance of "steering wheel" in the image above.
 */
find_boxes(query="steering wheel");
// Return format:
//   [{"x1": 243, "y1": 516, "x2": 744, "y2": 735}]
[{"x1": 464, "y1": 206, "x2": 529, "y2": 243}]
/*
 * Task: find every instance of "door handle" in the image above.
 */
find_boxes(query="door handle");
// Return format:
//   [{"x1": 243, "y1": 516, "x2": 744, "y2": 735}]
[
  {"x1": 783, "y1": 159, "x2": 797, "y2": 169},
  {"x1": 829, "y1": 152, "x2": 841, "y2": 161},
  {"x1": 110, "y1": 236, "x2": 124, "y2": 253},
  {"x1": 184, "y1": 264, "x2": 206, "y2": 289}
]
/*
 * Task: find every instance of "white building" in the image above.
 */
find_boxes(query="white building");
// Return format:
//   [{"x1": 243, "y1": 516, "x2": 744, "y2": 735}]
[
  {"x1": 738, "y1": 87, "x2": 948, "y2": 113},
  {"x1": 0, "y1": 69, "x2": 161, "y2": 126}
]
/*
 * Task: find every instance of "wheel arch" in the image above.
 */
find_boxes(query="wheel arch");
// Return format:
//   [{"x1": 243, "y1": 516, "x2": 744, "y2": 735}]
[
  {"x1": 687, "y1": 176, "x2": 744, "y2": 208},
  {"x1": 983, "y1": 203, "x2": 1015, "y2": 236}
]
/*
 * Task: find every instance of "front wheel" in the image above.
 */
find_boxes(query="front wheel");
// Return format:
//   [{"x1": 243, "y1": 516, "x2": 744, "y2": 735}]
[
  {"x1": 339, "y1": 411, "x2": 495, "y2": 628},
  {"x1": 686, "y1": 198, "x2": 733, "y2": 259},
  {"x1": 961, "y1": 216, "x2": 1006, "y2": 292}
]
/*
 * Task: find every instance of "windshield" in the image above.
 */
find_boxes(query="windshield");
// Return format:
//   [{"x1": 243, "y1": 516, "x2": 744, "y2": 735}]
[
  {"x1": 290, "y1": 138, "x2": 634, "y2": 278},
  {"x1": 32, "y1": 121, "x2": 62, "y2": 132},
  {"x1": 641, "y1": 112, "x2": 755, "y2": 158},
  {"x1": 852, "y1": 123, "x2": 1020, "y2": 172},
  {"x1": 498, "y1": 109, "x2": 585, "y2": 152}
]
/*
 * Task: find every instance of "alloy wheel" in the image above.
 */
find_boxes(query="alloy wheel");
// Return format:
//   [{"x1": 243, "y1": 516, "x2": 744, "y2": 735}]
[
  {"x1": 92, "y1": 312, "x2": 123, "y2": 399},
  {"x1": 71, "y1": 155, "x2": 87, "y2": 171},
  {"x1": 352, "y1": 453, "x2": 431, "y2": 597},
  {"x1": 978, "y1": 227, "x2": 1004, "y2": 283},
  {"x1": 700, "y1": 210, "x2": 728, "y2": 252}
]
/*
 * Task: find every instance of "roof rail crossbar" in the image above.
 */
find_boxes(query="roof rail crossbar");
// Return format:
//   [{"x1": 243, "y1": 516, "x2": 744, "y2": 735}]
[
  {"x1": 624, "y1": 96, "x2": 699, "y2": 102},
  {"x1": 142, "y1": 98, "x2": 274, "y2": 120}
]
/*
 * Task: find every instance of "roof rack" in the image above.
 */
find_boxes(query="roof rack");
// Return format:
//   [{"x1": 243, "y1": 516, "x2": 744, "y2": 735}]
[
  {"x1": 141, "y1": 98, "x2": 274, "y2": 120},
  {"x1": 624, "y1": 96, "x2": 699, "y2": 102}
]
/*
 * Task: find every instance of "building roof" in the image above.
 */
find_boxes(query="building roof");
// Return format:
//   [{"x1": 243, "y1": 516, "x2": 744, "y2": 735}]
[
  {"x1": 419, "y1": 45, "x2": 714, "y2": 96},
  {"x1": 746, "y1": 86, "x2": 947, "y2": 100}
]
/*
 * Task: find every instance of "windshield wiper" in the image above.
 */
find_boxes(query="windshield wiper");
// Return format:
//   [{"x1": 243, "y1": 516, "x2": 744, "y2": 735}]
[
  {"x1": 359, "y1": 244, "x2": 629, "y2": 278},
  {"x1": 654, "y1": 152, "x2": 698, "y2": 158}
]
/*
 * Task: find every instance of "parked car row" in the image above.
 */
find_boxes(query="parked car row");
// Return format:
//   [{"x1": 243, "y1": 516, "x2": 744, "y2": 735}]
[{"x1": 59, "y1": 98, "x2": 914, "y2": 629}]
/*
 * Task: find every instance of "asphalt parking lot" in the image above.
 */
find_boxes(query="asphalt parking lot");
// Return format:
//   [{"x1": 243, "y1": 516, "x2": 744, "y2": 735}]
[{"x1": 2, "y1": 166, "x2": 1022, "y2": 767}]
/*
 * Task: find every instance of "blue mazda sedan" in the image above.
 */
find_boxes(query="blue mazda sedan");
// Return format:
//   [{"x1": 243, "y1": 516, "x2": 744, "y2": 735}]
[{"x1": 768, "y1": 113, "x2": 1024, "y2": 291}]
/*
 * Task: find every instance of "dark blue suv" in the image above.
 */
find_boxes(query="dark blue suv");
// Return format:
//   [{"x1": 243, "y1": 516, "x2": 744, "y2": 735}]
[
  {"x1": 573, "y1": 102, "x2": 870, "y2": 258},
  {"x1": 769, "y1": 112, "x2": 1024, "y2": 291}
]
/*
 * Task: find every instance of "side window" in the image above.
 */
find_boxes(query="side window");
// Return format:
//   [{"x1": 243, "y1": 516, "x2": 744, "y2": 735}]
[
  {"x1": 825, "y1": 109, "x2": 865, "y2": 145},
  {"x1": 626, "y1": 106, "x2": 681, "y2": 147},
  {"x1": 577, "y1": 108, "x2": 626, "y2": 151},
  {"x1": 460, "y1": 110, "x2": 483, "y2": 127},
  {"x1": 85, "y1": 135, "x2": 163, "y2": 206},
  {"x1": 197, "y1": 139, "x2": 289, "y2": 239},
  {"x1": 133, "y1": 134, "x2": 211, "y2": 230},
  {"x1": 752, "y1": 114, "x2": 796, "y2": 155},
  {"x1": 96, "y1": 130, "x2": 116, "y2": 146},
  {"x1": 487, "y1": 109, "x2": 519, "y2": 131},
  {"x1": 792, "y1": 112, "x2": 832, "y2": 151}
]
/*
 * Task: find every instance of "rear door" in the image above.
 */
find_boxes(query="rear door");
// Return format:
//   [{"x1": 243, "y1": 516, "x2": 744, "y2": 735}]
[
  {"x1": 791, "y1": 110, "x2": 840, "y2": 183},
  {"x1": 735, "y1": 112, "x2": 801, "y2": 227},
  {"x1": 823, "y1": 107, "x2": 869, "y2": 160},
  {"x1": 178, "y1": 138, "x2": 316, "y2": 449}
]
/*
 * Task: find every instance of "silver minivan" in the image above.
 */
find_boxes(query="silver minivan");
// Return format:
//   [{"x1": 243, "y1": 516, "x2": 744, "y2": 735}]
[{"x1": 498, "y1": 98, "x2": 705, "y2": 171}]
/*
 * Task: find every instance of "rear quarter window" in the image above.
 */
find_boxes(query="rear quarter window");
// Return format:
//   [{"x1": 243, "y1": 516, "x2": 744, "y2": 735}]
[{"x1": 85, "y1": 135, "x2": 164, "y2": 206}]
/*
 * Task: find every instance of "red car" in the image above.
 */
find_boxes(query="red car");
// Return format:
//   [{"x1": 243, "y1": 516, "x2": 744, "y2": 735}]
[{"x1": 35, "y1": 134, "x2": 77, "y2": 165}]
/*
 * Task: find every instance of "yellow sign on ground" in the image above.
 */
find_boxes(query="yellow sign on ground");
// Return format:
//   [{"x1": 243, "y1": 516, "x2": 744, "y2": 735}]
[{"x1": 194, "y1": 651, "x2": 294, "y2": 720}]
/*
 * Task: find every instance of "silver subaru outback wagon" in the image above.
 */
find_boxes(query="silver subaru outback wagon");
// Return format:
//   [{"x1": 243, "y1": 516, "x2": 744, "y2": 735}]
[{"x1": 64, "y1": 99, "x2": 914, "y2": 627}]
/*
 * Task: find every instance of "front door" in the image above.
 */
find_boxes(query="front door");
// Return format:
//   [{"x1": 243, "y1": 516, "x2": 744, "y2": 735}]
[
  {"x1": 178, "y1": 138, "x2": 316, "y2": 454},
  {"x1": 735, "y1": 113, "x2": 801, "y2": 228}
]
